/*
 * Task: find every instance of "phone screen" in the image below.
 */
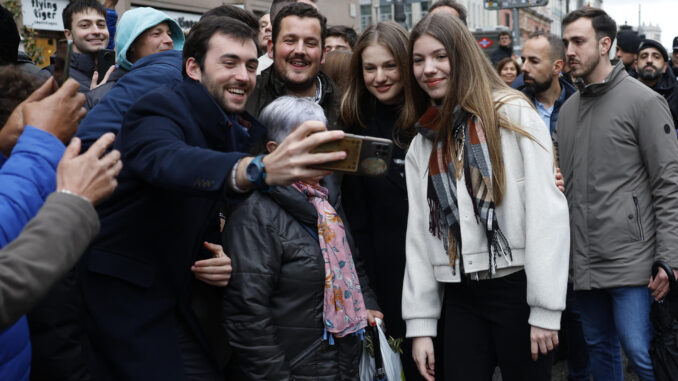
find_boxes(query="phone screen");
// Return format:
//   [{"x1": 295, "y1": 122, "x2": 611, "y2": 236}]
[{"x1": 53, "y1": 39, "x2": 72, "y2": 87}]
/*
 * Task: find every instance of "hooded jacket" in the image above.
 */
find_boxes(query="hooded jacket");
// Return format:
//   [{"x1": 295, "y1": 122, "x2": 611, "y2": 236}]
[
  {"x1": 246, "y1": 66, "x2": 342, "y2": 131},
  {"x1": 557, "y1": 63, "x2": 678, "y2": 290},
  {"x1": 222, "y1": 176, "x2": 378, "y2": 381},
  {"x1": 76, "y1": 49, "x2": 183, "y2": 151},
  {"x1": 114, "y1": 7, "x2": 184, "y2": 71}
]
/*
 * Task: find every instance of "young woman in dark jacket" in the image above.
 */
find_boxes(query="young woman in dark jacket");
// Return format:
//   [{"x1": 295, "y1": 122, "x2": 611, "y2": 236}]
[
  {"x1": 338, "y1": 21, "x2": 427, "y2": 380},
  {"x1": 222, "y1": 97, "x2": 382, "y2": 381}
]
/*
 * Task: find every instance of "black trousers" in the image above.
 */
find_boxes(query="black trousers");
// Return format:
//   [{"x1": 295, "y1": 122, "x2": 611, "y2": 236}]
[{"x1": 442, "y1": 270, "x2": 552, "y2": 381}]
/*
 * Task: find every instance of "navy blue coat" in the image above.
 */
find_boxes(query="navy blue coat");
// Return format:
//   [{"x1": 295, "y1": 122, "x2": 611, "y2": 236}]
[{"x1": 80, "y1": 77, "x2": 265, "y2": 380}]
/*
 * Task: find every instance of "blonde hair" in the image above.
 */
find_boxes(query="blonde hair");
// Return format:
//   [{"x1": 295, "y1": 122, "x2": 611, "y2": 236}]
[{"x1": 403, "y1": 13, "x2": 536, "y2": 204}]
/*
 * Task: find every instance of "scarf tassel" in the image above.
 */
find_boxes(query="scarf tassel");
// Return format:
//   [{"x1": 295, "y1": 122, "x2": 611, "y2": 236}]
[
  {"x1": 486, "y1": 221, "x2": 512, "y2": 277},
  {"x1": 323, "y1": 327, "x2": 366, "y2": 346}
]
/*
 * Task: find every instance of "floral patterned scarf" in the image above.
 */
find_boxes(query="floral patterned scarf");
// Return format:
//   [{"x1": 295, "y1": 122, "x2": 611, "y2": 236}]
[{"x1": 293, "y1": 182, "x2": 367, "y2": 341}]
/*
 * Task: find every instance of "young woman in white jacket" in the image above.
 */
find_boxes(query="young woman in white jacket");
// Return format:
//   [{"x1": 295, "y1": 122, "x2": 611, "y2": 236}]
[{"x1": 399, "y1": 13, "x2": 570, "y2": 381}]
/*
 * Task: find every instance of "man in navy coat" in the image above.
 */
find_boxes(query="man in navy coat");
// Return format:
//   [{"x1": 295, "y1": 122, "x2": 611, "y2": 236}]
[{"x1": 80, "y1": 16, "x2": 346, "y2": 380}]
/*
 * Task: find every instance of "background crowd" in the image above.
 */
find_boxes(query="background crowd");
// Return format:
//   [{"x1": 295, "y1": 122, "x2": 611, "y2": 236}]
[{"x1": 1, "y1": 1, "x2": 678, "y2": 381}]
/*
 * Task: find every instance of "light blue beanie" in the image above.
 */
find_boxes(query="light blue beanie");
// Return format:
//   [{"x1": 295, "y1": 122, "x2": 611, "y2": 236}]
[{"x1": 116, "y1": 7, "x2": 185, "y2": 70}]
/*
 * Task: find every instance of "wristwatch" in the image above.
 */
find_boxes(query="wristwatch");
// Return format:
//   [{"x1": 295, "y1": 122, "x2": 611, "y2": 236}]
[{"x1": 245, "y1": 154, "x2": 270, "y2": 192}]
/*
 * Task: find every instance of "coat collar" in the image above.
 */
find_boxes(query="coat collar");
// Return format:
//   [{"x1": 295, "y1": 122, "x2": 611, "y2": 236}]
[
  {"x1": 179, "y1": 78, "x2": 266, "y2": 150},
  {"x1": 267, "y1": 174, "x2": 342, "y2": 226},
  {"x1": 578, "y1": 62, "x2": 627, "y2": 97}
]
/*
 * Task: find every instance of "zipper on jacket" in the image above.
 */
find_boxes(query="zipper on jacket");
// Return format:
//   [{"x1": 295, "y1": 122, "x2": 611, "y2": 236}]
[
  {"x1": 288, "y1": 337, "x2": 323, "y2": 369},
  {"x1": 633, "y1": 196, "x2": 644, "y2": 241}
]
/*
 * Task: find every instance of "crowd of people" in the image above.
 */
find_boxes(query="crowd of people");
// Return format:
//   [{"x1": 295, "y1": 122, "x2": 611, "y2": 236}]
[{"x1": 1, "y1": 0, "x2": 678, "y2": 381}]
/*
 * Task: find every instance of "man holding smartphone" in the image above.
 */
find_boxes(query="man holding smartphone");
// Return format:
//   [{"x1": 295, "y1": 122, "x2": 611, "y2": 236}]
[
  {"x1": 43, "y1": 0, "x2": 109, "y2": 92},
  {"x1": 79, "y1": 16, "x2": 346, "y2": 380}
]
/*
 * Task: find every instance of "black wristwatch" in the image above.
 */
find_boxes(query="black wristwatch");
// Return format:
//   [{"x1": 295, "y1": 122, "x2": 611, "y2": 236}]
[{"x1": 245, "y1": 155, "x2": 270, "y2": 192}]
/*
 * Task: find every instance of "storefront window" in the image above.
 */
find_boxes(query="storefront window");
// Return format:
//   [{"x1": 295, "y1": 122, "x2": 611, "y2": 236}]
[{"x1": 360, "y1": 4, "x2": 372, "y2": 30}]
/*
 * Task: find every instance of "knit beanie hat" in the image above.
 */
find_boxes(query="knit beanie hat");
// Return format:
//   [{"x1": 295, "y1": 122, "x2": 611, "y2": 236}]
[
  {"x1": 637, "y1": 39, "x2": 669, "y2": 62},
  {"x1": 0, "y1": 5, "x2": 20, "y2": 65}
]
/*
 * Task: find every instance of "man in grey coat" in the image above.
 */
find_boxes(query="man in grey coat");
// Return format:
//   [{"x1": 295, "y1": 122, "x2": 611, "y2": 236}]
[{"x1": 559, "y1": 8, "x2": 678, "y2": 381}]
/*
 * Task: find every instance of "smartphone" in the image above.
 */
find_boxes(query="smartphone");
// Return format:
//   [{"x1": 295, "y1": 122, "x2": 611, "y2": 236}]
[
  {"x1": 52, "y1": 39, "x2": 72, "y2": 86},
  {"x1": 311, "y1": 133, "x2": 393, "y2": 176},
  {"x1": 97, "y1": 49, "x2": 116, "y2": 83}
]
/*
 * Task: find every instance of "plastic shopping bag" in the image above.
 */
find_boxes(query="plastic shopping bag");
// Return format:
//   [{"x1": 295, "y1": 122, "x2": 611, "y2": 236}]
[{"x1": 359, "y1": 318, "x2": 405, "y2": 381}]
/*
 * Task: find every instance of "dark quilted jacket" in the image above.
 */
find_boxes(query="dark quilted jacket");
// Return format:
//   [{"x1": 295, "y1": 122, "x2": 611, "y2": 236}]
[{"x1": 222, "y1": 176, "x2": 379, "y2": 381}]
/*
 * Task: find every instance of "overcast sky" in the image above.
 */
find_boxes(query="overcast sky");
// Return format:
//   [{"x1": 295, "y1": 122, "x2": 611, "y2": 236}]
[{"x1": 601, "y1": 0, "x2": 677, "y2": 51}]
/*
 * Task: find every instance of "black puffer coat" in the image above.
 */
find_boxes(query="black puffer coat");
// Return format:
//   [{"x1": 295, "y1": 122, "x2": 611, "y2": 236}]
[{"x1": 222, "y1": 176, "x2": 379, "y2": 381}]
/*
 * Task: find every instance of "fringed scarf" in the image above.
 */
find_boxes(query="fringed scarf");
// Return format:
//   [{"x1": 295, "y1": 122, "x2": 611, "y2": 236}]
[
  {"x1": 293, "y1": 182, "x2": 367, "y2": 344},
  {"x1": 415, "y1": 106, "x2": 512, "y2": 276}
]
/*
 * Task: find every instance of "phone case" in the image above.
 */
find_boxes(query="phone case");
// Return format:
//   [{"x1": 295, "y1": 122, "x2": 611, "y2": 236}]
[{"x1": 311, "y1": 134, "x2": 393, "y2": 176}]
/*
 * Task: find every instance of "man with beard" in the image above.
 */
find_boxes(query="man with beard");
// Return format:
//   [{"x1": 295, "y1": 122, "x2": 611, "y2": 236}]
[
  {"x1": 79, "y1": 16, "x2": 347, "y2": 381},
  {"x1": 635, "y1": 39, "x2": 678, "y2": 131},
  {"x1": 671, "y1": 36, "x2": 678, "y2": 76},
  {"x1": 559, "y1": 8, "x2": 678, "y2": 381},
  {"x1": 517, "y1": 32, "x2": 577, "y2": 137},
  {"x1": 517, "y1": 33, "x2": 588, "y2": 381},
  {"x1": 247, "y1": 2, "x2": 341, "y2": 130}
]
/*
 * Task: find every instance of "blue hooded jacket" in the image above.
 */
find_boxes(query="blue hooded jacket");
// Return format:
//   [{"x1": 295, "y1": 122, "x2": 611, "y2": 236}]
[
  {"x1": 77, "y1": 49, "x2": 184, "y2": 151},
  {"x1": 0, "y1": 127, "x2": 65, "y2": 381},
  {"x1": 115, "y1": 7, "x2": 184, "y2": 70}
]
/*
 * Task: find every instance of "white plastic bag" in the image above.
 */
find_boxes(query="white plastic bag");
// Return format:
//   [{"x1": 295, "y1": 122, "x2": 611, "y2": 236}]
[{"x1": 359, "y1": 318, "x2": 405, "y2": 381}]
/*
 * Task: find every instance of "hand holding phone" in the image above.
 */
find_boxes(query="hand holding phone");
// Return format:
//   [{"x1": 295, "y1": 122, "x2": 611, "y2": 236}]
[
  {"x1": 52, "y1": 39, "x2": 73, "y2": 87},
  {"x1": 310, "y1": 133, "x2": 393, "y2": 176}
]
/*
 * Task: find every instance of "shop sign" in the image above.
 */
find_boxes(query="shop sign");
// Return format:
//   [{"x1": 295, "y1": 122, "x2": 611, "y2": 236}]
[
  {"x1": 131, "y1": 6, "x2": 202, "y2": 31},
  {"x1": 21, "y1": 0, "x2": 68, "y2": 31}
]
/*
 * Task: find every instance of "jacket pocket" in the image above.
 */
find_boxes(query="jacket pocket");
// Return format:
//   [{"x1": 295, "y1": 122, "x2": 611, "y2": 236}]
[
  {"x1": 87, "y1": 248, "x2": 155, "y2": 288},
  {"x1": 632, "y1": 193, "x2": 645, "y2": 241}
]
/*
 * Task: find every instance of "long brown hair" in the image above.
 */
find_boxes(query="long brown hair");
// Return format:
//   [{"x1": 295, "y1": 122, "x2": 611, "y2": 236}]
[
  {"x1": 403, "y1": 13, "x2": 536, "y2": 204},
  {"x1": 339, "y1": 22, "x2": 414, "y2": 143}
]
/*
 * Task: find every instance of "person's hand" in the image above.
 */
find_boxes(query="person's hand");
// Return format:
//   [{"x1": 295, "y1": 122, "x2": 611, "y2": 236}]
[
  {"x1": 57, "y1": 132, "x2": 122, "y2": 205},
  {"x1": 23, "y1": 78, "x2": 86, "y2": 143},
  {"x1": 0, "y1": 76, "x2": 58, "y2": 156},
  {"x1": 366, "y1": 309, "x2": 384, "y2": 328},
  {"x1": 648, "y1": 266, "x2": 678, "y2": 301},
  {"x1": 235, "y1": 121, "x2": 346, "y2": 189},
  {"x1": 412, "y1": 336, "x2": 435, "y2": 381},
  {"x1": 90, "y1": 65, "x2": 115, "y2": 90},
  {"x1": 191, "y1": 242, "x2": 232, "y2": 287},
  {"x1": 530, "y1": 326, "x2": 559, "y2": 361},
  {"x1": 555, "y1": 167, "x2": 565, "y2": 193}
]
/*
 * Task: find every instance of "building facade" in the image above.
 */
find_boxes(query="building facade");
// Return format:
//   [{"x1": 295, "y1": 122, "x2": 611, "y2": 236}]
[{"x1": 5, "y1": 0, "x2": 361, "y2": 67}]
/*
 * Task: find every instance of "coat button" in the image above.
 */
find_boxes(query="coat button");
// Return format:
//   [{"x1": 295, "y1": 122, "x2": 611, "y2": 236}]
[
  {"x1": 628, "y1": 214, "x2": 634, "y2": 219},
  {"x1": 665, "y1": 124, "x2": 672, "y2": 134}
]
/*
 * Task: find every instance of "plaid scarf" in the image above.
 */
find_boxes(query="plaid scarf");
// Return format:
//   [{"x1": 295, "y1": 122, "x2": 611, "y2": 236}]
[
  {"x1": 415, "y1": 106, "x2": 512, "y2": 276},
  {"x1": 292, "y1": 182, "x2": 367, "y2": 343}
]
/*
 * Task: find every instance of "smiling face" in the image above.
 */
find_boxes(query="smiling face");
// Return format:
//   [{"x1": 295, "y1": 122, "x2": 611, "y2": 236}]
[
  {"x1": 64, "y1": 9, "x2": 109, "y2": 54},
  {"x1": 499, "y1": 61, "x2": 517, "y2": 85},
  {"x1": 412, "y1": 34, "x2": 450, "y2": 101},
  {"x1": 269, "y1": 15, "x2": 324, "y2": 96},
  {"x1": 187, "y1": 33, "x2": 258, "y2": 113},
  {"x1": 129, "y1": 22, "x2": 174, "y2": 63},
  {"x1": 362, "y1": 43, "x2": 403, "y2": 105}
]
